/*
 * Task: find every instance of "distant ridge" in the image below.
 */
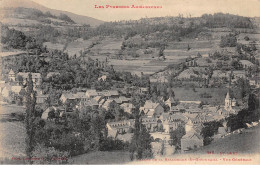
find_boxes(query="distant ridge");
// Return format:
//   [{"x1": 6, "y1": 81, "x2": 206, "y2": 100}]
[{"x1": 0, "y1": 0, "x2": 104, "y2": 26}]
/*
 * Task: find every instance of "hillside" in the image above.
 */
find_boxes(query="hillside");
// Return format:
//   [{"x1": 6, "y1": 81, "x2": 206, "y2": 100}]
[{"x1": 0, "y1": 0, "x2": 104, "y2": 27}]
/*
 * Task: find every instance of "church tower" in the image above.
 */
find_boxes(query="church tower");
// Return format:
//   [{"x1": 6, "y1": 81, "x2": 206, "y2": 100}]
[
  {"x1": 225, "y1": 92, "x2": 232, "y2": 111},
  {"x1": 185, "y1": 119, "x2": 194, "y2": 133},
  {"x1": 166, "y1": 96, "x2": 175, "y2": 111}
]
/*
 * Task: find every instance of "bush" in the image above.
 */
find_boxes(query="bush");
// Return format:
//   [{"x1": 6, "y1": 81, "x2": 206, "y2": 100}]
[
  {"x1": 244, "y1": 36, "x2": 250, "y2": 41},
  {"x1": 32, "y1": 144, "x2": 71, "y2": 164},
  {"x1": 220, "y1": 34, "x2": 237, "y2": 47},
  {"x1": 100, "y1": 137, "x2": 129, "y2": 151}
]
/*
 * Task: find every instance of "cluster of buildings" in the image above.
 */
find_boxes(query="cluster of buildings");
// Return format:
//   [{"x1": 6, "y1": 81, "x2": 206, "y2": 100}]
[
  {"x1": 58, "y1": 89, "x2": 134, "y2": 113},
  {"x1": 0, "y1": 68, "x2": 245, "y2": 153},
  {"x1": 106, "y1": 92, "x2": 242, "y2": 153},
  {"x1": 0, "y1": 69, "x2": 47, "y2": 104}
]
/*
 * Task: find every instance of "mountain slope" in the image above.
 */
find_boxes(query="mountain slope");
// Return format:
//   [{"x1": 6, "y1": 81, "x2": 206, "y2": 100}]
[{"x1": 0, "y1": 0, "x2": 104, "y2": 26}]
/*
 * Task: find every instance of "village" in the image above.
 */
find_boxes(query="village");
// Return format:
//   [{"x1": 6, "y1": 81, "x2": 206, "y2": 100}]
[
  {"x1": 0, "y1": 49, "x2": 258, "y2": 155},
  {"x1": 1, "y1": 5, "x2": 260, "y2": 163}
]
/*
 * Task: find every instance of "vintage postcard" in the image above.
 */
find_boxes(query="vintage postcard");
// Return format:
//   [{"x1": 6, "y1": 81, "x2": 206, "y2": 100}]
[{"x1": 0, "y1": 0, "x2": 260, "y2": 165}]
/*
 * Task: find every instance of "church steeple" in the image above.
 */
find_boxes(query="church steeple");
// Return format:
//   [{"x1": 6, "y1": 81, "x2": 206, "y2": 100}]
[
  {"x1": 185, "y1": 119, "x2": 194, "y2": 133},
  {"x1": 225, "y1": 91, "x2": 232, "y2": 111}
]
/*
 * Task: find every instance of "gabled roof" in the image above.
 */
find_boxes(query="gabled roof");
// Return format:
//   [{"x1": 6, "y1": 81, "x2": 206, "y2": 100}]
[
  {"x1": 146, "y1": 110, "x2": 155, "y2": 116},
  {"x1": 75, "y1": 92, "x2": 88, "y2": 99},
  {"x1": 102, "y1": 99, "x2": 114, "y2": 108},
  {"x1": 120, "y1": 103, "x2": 134, "y2": 109},
  {"x1": 218, "y1": 127, "x2": 227, "y2": 135},
  {"x1": 182, "y1": 131, "x2": 203, "y2": 140},
  {"x1": 166, "y1": 96, "x2": 175, "y2": 103},
  {"x1": 86, "y1": 89, "x2": 98, "y2": 96},
  {"x1": 93, "y1": 96, "x2": 102, "y2": 103},
  {"x1": 143, "y1": 100, "x2": 160, "y2": 109},
  {"x1": 239, "y1": 60, "x2": 254, "y2": 67},
  {"x1": 3, "y1": 85, "x2": 12, "y2": 91},
  {"x1": 11, "y1": 86, "x2": 22, "y2": 93},
  {"x1": 159, "y1": 112, "x2": 170, "y2": 120},
  {"x1": 109, "y1": 90, "x2": 119, "y2": 96},
  {"x1": 170, "y1": 113, "x2": 188, "y2": 122},
  {"x1": 119, "y1": 96, "x2": 128, "y2": 102},
  {"x1": 61, "y1": 93, "x2": 76, "y2": 100},
  {"x1": 9, "y1": 69, "x2": 15, "y2": 75},
  {"x1": 81, "y1": 99, "x2": 98, "y2": 106}
]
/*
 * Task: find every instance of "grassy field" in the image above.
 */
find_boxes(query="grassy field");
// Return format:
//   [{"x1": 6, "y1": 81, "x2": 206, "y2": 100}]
[
  {"x1": 191, "y1": 125, "x2": 260, "y2": 154},
  {"x1": 0, "y1": 105, "x2": 25, "y2": 115},
  {"x1": 172, "y1": 87, "x2": 229, "y2": 105},
  {"x1": 72, "y1": 151, "x2": 131, "y2": 165},
  {"x1": 0, "y1": 120, "x2": 26, "y2": 158},
  {"x1": 0, "y1": 105, "x2": 26, "y2": 158}
]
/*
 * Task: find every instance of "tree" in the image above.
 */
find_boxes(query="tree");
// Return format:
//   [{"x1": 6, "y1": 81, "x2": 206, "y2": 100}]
[
  {"x1": 25, "y1": 73, "x2": 37, "y2": 163},
  {"x1": 248, "y1": 93, "x2": 258, "y2": 111},
  {"x1": 129, "y1": 108, "x2": 153, "y2": 160},
  {"x1": 187, "y1": 44, "x2": 191, "y2": 51},
  {"x1": 31, "y1": 144, "x2": 70, "y2": 164},
  {"x1": 160, "y1": 140, "x2": 165, "y2": 156},
  {"x1": 170, "y1": 125, "x2": 185, "y2": 147},
  {"x1": 220, "y1": 34, "x2": 237, "y2": 47}
]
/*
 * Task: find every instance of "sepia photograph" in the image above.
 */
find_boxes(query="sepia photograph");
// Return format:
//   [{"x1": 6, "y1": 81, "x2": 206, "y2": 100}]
[{"x1": 0, "y1": 0, "x2": 260, "y2": 165}]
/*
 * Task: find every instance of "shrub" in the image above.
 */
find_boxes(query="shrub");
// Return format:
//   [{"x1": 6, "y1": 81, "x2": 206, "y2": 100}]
[{"x1": 32, "y1": 144, "x2": 71, "y2": 164}]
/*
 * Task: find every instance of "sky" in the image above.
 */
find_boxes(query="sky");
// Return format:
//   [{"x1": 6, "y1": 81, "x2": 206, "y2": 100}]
[{"x1": 30, "y1": 0, "x2": 260, "y2": 21}]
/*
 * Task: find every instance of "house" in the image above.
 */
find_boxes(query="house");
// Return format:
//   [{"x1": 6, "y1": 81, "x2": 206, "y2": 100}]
[
  {"x1": 41, "y1": 106, "x2": 65, "y2": 120},
  {"x1": 140, "y1": 87, "x2": 149, "y2": 94},
  {"x1": 98, "y1": 75, "x2": 107, "y2": 81},
  {"x1": 142, "y1": 118, "x2": 158, "y2": 132},
  {"x1": 86, "y1": 89, "x2": 98, "y2": 98},
  {"x1": 8, "y1": 69, "x2": 16, "y2": 82},
  {"x1": 99, "y1": 90, "x2": 119, "y2": 99},
  {"x1": 113, "y1": 96, "x2": 129, "y2": 105},
  {"x1": 140, "y1": 100, "x2": 164, "y2": 118},
  {"x1": 239, "y1": 60, "x2": 254, "y2": 69},
  {"x1": 1, "y1": 85, "x2": 12, "y2": 98},
  {"x1": 36, "y1": 94, "x2": 48, "y2": 104},
  {"x1": 181, "y1": 119, "x2": 204, "y2": 152},
  {"x1": 79, "y1": 99, "x2": 99, "y2": 109},
  {"x1": 60, "y1": 93, "x2": 77, "y2": 104},
  {"x1": 106, "y1": 120, "x2": 135, "y2": 137},
  {"x1": 165, "y1": 96, "x2": 175, "y2": 111},
  {"x1": 161, "y1": 118, "x2": 183, "y2": 133},
  {"x1": 181, "y1": 131, "x2": 204, "y2": 152},
  {"x1": 46, "y1": 72, "x2": 60, "y2": 79},
  {"x1": 74, "y1": 92, "x2": 88, "y2": 101},
  {"x1": 0, "y1": 83, "x2": 6, "y2": 94},
  {"x1": 102, "y1": 99, "x2": 114, "y2": 110},
  {"x1": 98, "y1": 98, "x2": 106, "y2": 107},
  {"x1": 119, "y1": 96, "x2": 129, "y2": 103},
  {"x1": 93, "y1": 96, "x2": 103, "y2": 103},
  {"x1": 212, "y1": 70, "x2": 229, "y2": 79},
  {"x1": 227, "y1": 70, "x2": 246, "y2": 80},
  {"x1": 60, "y1": 92, "x2": 89, "y2": 104},
  {"x1": 11, "y1": 86, "x2": 22, "y2": 95},
  {"x1": 17, "y1": 72, "x2": 42, "y2": 86},
  {"x1": 120, "y1": 103, "x2": 134, "y2": 113},
  {"x1": 249, "y1": 76, "x2": 260, "y2": 88},
  {"x1": 171, "y1": 104, "x2": 186, "y2": 113}
]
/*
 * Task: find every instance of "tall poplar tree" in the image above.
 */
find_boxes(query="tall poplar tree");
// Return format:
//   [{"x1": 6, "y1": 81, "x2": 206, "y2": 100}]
[
  {"x1": 130, "y1": 108, "x2": 153, "y2": 160},
  {"x1": 25, "y1": 73, "x2": 37, "y2": 163}
]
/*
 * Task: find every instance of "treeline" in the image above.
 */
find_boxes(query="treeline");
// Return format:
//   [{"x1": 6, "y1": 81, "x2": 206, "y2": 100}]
[
  {"x1": 202, "y1": 13, "x2": 254, "y2": 29},
  {"x1": 14, "y1": 7, "x2": 75, "y2": 24},
  {"x1": 1, "y1": 25, "x2": 45, "y2": 53}
]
